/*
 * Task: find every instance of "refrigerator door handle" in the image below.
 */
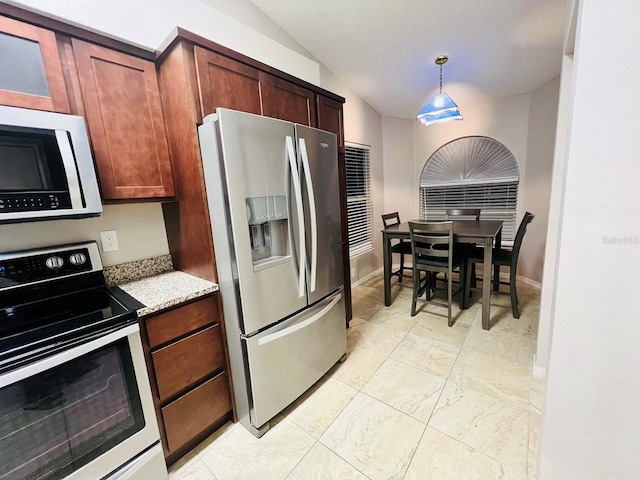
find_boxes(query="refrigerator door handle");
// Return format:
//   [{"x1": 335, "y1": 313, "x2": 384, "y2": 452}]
[
  {"x1": 286, "y1": 136, "x2": 306, "y2": 298},
  {"x1": 257, "y1": 293, "x2": 341, "y2": 346},
  {"x1": 298, "y1": 138, "x2": 317, "y2": 293}
]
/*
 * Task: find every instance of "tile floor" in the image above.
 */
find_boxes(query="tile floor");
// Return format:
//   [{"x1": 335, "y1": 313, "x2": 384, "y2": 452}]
[{"x1": 168, "y1": 275, "x2": 543, "y2": 480}]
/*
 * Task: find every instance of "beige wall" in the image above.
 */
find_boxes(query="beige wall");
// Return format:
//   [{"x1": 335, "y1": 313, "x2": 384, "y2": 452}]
[
  {"x1": 0, "y1": 204, "x2": 169, "y2": 266},
  {"x1": 382, "y1": 117, "x2": 416, "y2": 224},
  {"x1": 521, "y1": 77, "x2": 561, "y2": 283}
]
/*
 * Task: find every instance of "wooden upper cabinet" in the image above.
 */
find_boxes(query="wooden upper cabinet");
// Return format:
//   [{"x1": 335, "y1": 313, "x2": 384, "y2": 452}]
[
  {"x1": 72, "y1": 39, "x2": 174, "y2": 199},
  {"x1": 0, "y1": 15, "x2": 69, "y2": 112},
  {"x1": 261, "y1": 73, "x2": 316, "y2": 126},
  {"x1": 194, "y1": 46, "x2": 262, "y2": 118},
  {"x1": 316, "y1": 95, "x2": 344, "y2": 147}
]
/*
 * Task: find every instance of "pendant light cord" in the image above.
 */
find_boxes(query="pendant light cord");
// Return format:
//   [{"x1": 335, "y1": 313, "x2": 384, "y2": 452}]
[{"x1": 439, "y1": 64, "x2": 443, "y2": 94}]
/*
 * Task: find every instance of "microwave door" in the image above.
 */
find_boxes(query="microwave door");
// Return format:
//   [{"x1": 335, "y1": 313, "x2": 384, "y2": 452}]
[
  {"x1": 0, "y1": 105, "x2": 102, "y2": 223},
  {"x1": 55, "y1": 130, "x2": 83, "y2": 209}
]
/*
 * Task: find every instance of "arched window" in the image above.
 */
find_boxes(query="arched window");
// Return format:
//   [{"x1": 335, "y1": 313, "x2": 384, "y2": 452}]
[{"x1": 419, "y1": 136, "x2": 520, "y2": 241}]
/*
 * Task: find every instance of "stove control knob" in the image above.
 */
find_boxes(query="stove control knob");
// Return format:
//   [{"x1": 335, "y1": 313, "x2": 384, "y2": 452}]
[
  {"x1": 45, "y1": 256, "x2": 64, "y2": 269},
  {"x1": 69, "y1": 253, "x2": 87, "y2": 265}
]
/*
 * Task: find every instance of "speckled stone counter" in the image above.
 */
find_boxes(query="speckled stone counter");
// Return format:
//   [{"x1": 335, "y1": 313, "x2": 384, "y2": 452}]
[{"x1": 118, "y1": 271, "x2": 219, "y2": 317}]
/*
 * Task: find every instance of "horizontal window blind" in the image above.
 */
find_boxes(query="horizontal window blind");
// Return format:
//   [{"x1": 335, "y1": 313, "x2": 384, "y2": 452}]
[
  {"x1": 419, "y1": 181, "x2": 519, "y2": 241},
  {"x1": 345, "y1": 143, "x2": 373, "y2": 256}
]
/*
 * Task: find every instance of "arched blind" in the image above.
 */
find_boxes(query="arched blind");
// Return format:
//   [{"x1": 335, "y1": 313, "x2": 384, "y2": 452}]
[{"x1": 419, "y1": 136, "x2": 520, "y2": 240}]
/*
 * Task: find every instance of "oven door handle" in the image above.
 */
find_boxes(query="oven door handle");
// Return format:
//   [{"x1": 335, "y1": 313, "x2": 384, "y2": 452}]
[{"x1": 0, "y1": 324, "x2": 140, "y2": 388}]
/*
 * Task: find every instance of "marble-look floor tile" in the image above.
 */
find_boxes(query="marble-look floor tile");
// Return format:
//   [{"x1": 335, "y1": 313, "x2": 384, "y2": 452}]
[
  {"x1": 351, "y1": 286, "x2": 384, "y2": 320},
  {"x1": 429, "y1": 381, "x2": 528, "y2": 472},
  {"x1": 330, "y1": 347, "x2": 386, "y2": 390},
  {"x1": 390, "y1": 333, "x2": 460, "y2": 378},
  {"x1": 528, "y1": 412, "x2": 541, "y2": 480},
  {"x1": 285, "y1": 442, "x2": 369, "y2": 480},
  {"x1": 320, "y1": 392, "x2": 424, "y2": 480},
  {"x1": 347, "y1": 321, "x2": 406, "y2": 356},
  {"x1": 362, "y1": 358, "x2": 446, "y2": 423},
  {"x1": 284, "y1": 377, "x2": 358, "y2": 438},
  {"x1": 169, "y1": 451, "x2": 217, "y2": 480},
  {"x1": 199, "y1": 418, "x2": 315, "y2": 480},
  {"x1": 409, "y1": 314, "x2": 471, "y2": 348},
  {"x1": 450, "y1": 349, "x2": 530, "y2": 409},
  {"x1": 404, "y1": 427, "x2": 526, "y2": 480},
  {"x1": 464, "y1": 321, "x2": 531, "y2": 368},
  {"x1": 348, "y1": 315, "x2": 368, "y2": 330},
  {"x1": 368, "y1": 306, "x2": 419, "y2": 335}
]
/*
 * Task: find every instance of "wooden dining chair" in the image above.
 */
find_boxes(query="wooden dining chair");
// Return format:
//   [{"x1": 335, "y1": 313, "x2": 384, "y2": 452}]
[
  {"x1": 445, "y1": 208, "x2": 481, "y2": 221},
  {"x1": 442, "y1": 208, "x2": 481, "y2": 290},
  {"x1": 409, "y1": 221, "x2": 469, "y2": 326},
  {"x1": 467, "y1": 212, "x2": 534, "y2": 318},
  {"x1": 382, "y1": 212, "x2": 413, "y2": 282}
]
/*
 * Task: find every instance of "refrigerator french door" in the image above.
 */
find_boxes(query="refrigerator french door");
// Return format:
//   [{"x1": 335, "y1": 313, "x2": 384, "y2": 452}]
[{"x1": 199, "y1": 108, "x2": 346, "y2": 437}]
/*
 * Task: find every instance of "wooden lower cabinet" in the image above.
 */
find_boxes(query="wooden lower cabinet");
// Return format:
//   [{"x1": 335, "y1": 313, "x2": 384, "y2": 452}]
[
  {"x1": 140, "y1": 294, "x2": 234, "y2": 464},
  {"x1": 162, "y1": 372, "x2": 231, "y2": 453}
]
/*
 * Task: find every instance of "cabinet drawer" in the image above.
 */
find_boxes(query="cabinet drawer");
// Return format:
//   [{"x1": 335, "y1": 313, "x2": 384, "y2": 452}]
[
  {"x1": 162, "y1": 372, "x2": 231, "y2": 453},
  {"x1": 152, "y1": 324, "x2": 224, "y2": 401},
  {"x1": 147, "y1": 296, "x2": 218, "y2": 348}
]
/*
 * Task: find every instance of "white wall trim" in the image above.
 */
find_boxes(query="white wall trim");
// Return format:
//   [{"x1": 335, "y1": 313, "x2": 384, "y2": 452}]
[{"x1": 351, "y1": 266, "x2": 384, "y2": 288}]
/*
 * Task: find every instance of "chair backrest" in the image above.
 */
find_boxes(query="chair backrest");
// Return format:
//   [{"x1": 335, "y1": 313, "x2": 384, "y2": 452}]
[
  {"x1": 510, "y1": 212, "x2": 535, "y2": 267},
  {"x1": 409, "y1": 221, "x2": 454, "y2": 268},
  {"x1": 445, "y1": 208, "x2": 481, "y2": 221},
  {"x1": 382, "y1": 212, "x2": 401, "y2": 228}
]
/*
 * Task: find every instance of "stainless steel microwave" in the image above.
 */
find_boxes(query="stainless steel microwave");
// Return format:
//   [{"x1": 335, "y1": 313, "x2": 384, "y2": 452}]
[{"x1": 0, "y1": 105, "x2": 102, "y2": 224}]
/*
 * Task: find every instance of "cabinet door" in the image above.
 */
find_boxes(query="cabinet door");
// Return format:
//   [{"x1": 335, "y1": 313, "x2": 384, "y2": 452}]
[
  {"x1": 261, "y1": 73, "x2": 316, "y2": 126},
  {"x1": 316, "y1": 95, "x2": 344, "y2": 147},
  {"x1": 0, "y1": 16, "x2": 69, "y2": 112},
  {"x1": 72, "y1": 39, "x2": 175, "y2": 199},
  {"x1": 194, "y1": 46, "x2": 262, "y2": 118}
]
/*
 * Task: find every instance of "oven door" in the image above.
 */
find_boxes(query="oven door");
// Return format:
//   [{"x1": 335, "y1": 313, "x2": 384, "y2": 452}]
[{"x1": 0, "y1": 324, "x2": 162, "y2": 480}]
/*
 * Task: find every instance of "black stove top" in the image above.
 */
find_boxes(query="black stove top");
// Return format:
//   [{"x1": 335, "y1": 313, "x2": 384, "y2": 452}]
[{"x1": 0, "y1": 242, "x2": 143, "y2": 374}]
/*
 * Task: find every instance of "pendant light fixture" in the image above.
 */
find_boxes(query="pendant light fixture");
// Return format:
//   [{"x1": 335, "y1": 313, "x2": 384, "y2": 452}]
[{"x1": 417, "y1": 55, "x2": 463, "y2": 126}]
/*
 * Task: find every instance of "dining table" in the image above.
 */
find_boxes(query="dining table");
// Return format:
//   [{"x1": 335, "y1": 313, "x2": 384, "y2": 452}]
[{"x1": 382, "y1": 220, "x2": 503, "y2": 330}]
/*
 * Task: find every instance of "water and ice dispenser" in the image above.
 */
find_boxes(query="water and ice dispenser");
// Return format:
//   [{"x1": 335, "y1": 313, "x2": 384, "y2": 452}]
[{"x1": 246, "y1": 196, "x2": 289, "y2": 270}]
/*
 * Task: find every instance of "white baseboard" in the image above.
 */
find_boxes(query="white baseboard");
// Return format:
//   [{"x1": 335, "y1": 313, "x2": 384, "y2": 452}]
[
  {"x1": 532, "y1": 364, "x2": 547, "y2": 379},
  {"x1": 531, "y1": 354, "x2": 547, "y2": 379},
  {"x1": 351, "y1": 266, "x2": 384, "y2": 288}
]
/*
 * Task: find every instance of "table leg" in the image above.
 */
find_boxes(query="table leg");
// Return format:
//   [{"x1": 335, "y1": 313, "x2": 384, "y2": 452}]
[
  {"x1": 493, "y1": 228, "x2": 502, "y2": 292},
  {"x1": 482, "y1": 236, "x2": 492, "y2": 330},
  {"x1": 383, "y1": 232, "x2": 391, "y2": 306}
]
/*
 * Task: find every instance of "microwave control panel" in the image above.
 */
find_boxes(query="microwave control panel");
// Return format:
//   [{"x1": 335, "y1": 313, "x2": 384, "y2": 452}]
[{"x1": 0, "y1": 192, "x2": 72, "y2": 212}]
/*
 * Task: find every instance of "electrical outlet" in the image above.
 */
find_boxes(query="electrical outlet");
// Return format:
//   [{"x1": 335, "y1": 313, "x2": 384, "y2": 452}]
[{"x1": 100, "y1": 230, "x2": 119, "y2": 252}]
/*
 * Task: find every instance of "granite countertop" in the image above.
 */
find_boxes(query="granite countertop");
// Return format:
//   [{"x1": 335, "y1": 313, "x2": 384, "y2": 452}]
[{"x1": 118, "y1": 271, "x2": 219, "y2": 317}]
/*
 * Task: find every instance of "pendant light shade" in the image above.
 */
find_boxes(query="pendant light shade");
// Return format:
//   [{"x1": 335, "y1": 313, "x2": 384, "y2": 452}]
[{"x1": 417, "y1": 55, "x2": 463, "y2": 127}]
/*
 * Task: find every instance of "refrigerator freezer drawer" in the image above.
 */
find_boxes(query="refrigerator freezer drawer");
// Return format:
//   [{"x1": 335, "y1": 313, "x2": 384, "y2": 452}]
[{"x1": 244, "y1": 291, "x2": 346, "y2": 429}]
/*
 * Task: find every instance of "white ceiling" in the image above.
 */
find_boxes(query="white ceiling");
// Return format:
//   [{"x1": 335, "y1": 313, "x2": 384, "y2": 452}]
[{"x1": 248, "y1": 0, "x2": 566, "y2": 119}]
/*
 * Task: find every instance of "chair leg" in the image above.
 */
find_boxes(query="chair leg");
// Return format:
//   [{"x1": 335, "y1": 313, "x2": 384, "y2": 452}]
[
  {"x1": 461, "y1": 260, "x2": 470, "y2": 309},
  {"x1": 466, "y1": 258, "x2": 473, "y2": 301},
  {"x1": 411, "y1": 270, "x2": 419, "y2": 316},
  {"x1": 399, "y1": 252, "x2": 404, "y2": 283},
  {"x1": 510, "y1": 267, "x2": 520, "y2": 318},
  {"x1": 447, "y1": 269, "x2": 453, "y2": 327}
]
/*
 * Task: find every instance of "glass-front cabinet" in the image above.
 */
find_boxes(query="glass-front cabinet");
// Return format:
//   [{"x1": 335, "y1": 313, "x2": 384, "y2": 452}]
[{"x1": 0, "y1": 15, "x2": 70, "y2": 113}]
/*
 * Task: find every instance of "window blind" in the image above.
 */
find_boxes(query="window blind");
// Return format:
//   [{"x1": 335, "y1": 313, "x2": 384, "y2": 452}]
[
  {"x1": 419, "y1": 181, "x2": 519, "y2": 241},
  {"x1": 345, "y1": 143, "x2": 373, "y2": 256}
]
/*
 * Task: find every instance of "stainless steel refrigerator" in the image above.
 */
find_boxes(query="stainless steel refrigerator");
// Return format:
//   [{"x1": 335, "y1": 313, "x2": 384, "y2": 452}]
[{"x1": 198, "y1": 108, "x2": 347, "y2": 437}]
